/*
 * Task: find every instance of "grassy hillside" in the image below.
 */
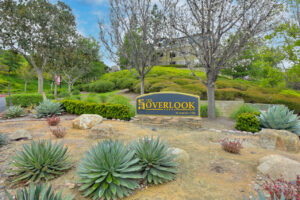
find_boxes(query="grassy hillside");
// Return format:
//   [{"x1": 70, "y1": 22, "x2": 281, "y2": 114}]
[
  {"x1": 0, "y1": 73, "x2": 68, "y2": 94},
  {"x1": 81, "y1": 66, "x2": 300, "y2": 113}
]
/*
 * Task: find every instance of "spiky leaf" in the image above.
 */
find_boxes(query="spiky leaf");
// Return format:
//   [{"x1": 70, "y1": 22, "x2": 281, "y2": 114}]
[
  {"x1": 78, "y1": 140, "x2": 142, "y2": 200},
  {"x1": 132, "y1": 136, "x2": 178, "y2": 185}
]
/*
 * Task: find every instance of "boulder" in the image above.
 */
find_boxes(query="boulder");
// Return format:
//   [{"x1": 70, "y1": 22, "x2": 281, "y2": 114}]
[
  {"x1": 89, "y1": 124, "x2": 115, "y2": 139},
  {"x1": 257, "y1": 155, "x2": 300, "y2": 182},
  {"x1": 72, "y1": 114, "x2": 103, "y2": 130},
  {"x1": 9, "y1": 130, "x2": 32, "y2": 141},
  {"x1": 259, "y1": 129, "x2": 300, "y2": 152},
  {"x1": 169, "y1": 147, "x2": 189, "y2": 165}
]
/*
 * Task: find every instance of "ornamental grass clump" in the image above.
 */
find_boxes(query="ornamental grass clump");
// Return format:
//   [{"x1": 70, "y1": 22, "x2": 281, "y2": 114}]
[
  {"x1": 78, "y1": 140, "x2": 142, "y2": 200},
  {"x1": 259, "y1": 105, "x2": 300, "y2": 136},
  {"x1": 5, "y1": 183, "x2": 73, "y2": 200},
  {"x1": 2, "y1": 105, "x2": 25, "y2": 119},
  {"x1": 35, "y1": 100, "x2": 63, "y2": 118},
  {"x1": 220, "y1": 138, "x2": 244, "y2": 154},
  {"x1": 132, "y1": 136, "x2": 178, "y2": 185},
  {"x1": 12, "y1": 140, "x2": 71, "y2": 183}
]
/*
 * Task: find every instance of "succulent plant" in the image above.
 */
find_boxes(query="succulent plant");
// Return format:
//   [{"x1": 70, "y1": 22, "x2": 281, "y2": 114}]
[
  {"x1": 6, "y1": 183, "x2": 73, "y2": 200},
  {"x1": 0, "y1": 134, "x2": 8, "y2": 147},
  {"x1": 35, "y1": 100, "x2": 63, "y2": 118},
  {"x1": 259, "y1": 105, "x2": 300, "y2": 136},
  {"x1": 47, "y1": 115, "x2": 60, "y2": 126},
  {"x1": 78, "y1": 140, "x2": 142, "y2": 200},
  {"x1": 132, "y1": 136, "x2": 178, "y2": 185},
  {"x1": 12, "y1": 140, "x2": 71, "y2": 183},
  {"x1": 50, "y1": 126, "x2": 67, "y2": 138},
  {"x1": 245, "y1": 191, "x2": 296, "y2": 200},
  {"x1": 3, "y1": 105, "x2": 25, "y2": 119}
]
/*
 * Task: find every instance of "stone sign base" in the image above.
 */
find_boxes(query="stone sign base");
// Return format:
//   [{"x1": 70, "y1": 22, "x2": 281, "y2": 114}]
[{"x1": 132, "y1": 115, "x2": 201, "y2": 129}]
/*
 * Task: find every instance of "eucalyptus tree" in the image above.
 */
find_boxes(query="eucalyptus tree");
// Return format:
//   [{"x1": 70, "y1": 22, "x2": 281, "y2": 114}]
[
  {"x1": 165, "y1": 0, "x2": 282, "y2": 119},
  {"x1": 99, "y1": 0, "x2": 166, "y2": 94},
  {"x1": 58, "y1": 36, "x2": 100, "y2": 93},
  {"x1": 0, "y1": 0, "x2": 76, "y2": 93}
]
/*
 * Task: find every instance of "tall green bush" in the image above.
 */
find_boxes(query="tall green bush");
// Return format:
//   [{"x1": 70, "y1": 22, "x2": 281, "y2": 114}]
[
  {"x1": 5, "y1": 93, "x2": 55, "y2": 107},
  {"x1": 60, "y1": 100, "x2": 132, "y2": 120}
]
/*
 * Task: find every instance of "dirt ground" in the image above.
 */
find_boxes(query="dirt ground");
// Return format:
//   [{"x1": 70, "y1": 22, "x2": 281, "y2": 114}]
[{"x1": 0, "y1": 118, "x2": 299, "y2": 200}]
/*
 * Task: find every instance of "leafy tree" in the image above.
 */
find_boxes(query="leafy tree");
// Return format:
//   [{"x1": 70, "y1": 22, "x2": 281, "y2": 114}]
[
  {"x1": 99, "y1": 1, "x2": 166, "y2": 94},
  {"x1": 0, "y1": 0, "x2": 76, "y2": 93},
  {"x1": 59, "y1": 36, "x2": 100, "y2": 93},
  {"x1": 17, "y1": 62, "x2": 35, "y2": 92},
  {"x1": 81, "y1": 61, "x2": 108, "y2": 83},
  {"x1": 167, "y1": 0, "x2": 282, "y2": 119}
]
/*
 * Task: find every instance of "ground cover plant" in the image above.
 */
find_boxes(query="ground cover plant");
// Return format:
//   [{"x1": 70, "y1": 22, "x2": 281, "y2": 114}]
[
  {"x1": 77, "y1": 140, "x2": 142, "y2": 200},
  {"x1": 47, "y1": 115, "x2": 60, "y2": 126},
  {"x1": 220, "y1": 138, "x2": 244, "y2": 154},
  {"x1": 259, "y1": 105, "x2": 300, "y2": 136},
  {"x1": 2, "y1": 105, "x2": 24, "y2": 119},
  {"x1": 235, "y1": 113, "x2": 260, "y2": 133},
  {"x1": 132, "y1": 137, "x2": 178, "y2": 185},
  {"x1": 12, "y1": 140, "x2": 71, "y2": 183},
  {"x1": 35, "y1": 100, "x2": 63, "y2": 118},
  {"x1": 50, "y1": 126, "x2": 67, "y2": 138},
  {"x1": 89, "y1": 67, "x2": 300, "y2": 114},
  {"x1": 5, "y1": 183, "x2": 73, "y2": 200}
]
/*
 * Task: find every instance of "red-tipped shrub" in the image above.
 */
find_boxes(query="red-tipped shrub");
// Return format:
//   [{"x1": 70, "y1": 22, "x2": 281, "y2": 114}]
[
  {"x1": 47, "y1": 115, "x2": 60, "y2": 126},
  {"x1": 220, "y1": 138, "x2": 244, "y2": 154},
  {"x1": 50, "y1": 126, "x2": 66, "y2": 138},
  {"x1": 264, "y1": 175, "x2": 299, "y2": 200}
]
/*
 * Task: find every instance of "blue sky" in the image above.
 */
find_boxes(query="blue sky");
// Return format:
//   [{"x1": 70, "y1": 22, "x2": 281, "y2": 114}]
[{"x1": 58, "y1": 0, "x2": 113, "y2": 66}]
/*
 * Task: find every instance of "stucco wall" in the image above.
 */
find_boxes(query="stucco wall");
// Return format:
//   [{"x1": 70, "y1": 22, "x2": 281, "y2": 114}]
[{"x1": 200, "y1": 100, "x2": 244, "y2": 117}]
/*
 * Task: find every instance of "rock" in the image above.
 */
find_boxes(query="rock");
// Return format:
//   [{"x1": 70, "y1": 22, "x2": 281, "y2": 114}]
[
  {"x1": 89, "y1": 124, "x2": 116, "y2": 139},
  {"x1": 9, "y1": 130, "x2": 32, "y2": 141},
  {"x1": 257, "y1": 155, "x2": 300, "y2": 182},
  {"x1": 169, "y1": 147, "x2": 189, "y2": 165},
  {"x1": 72, "y1": 114, "x2": 103, "y2": 129},
  {"x1": 258, "y1": 129, "x2": 300, "y2": 152}
]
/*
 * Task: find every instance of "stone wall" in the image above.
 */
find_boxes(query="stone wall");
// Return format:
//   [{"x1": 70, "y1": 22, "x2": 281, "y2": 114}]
[
  {"x1": 200, "y1": 100, "x2": 244, "y2": 117},
  {"x1": 133, "y1": 115, "x2": 201, "y2": 129}
]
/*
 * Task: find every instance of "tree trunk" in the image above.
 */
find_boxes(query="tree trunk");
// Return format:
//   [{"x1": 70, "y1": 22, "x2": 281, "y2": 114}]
[
  {"x1": 207, "y1": 82, "x2": 216, "y2": 119},
  {"x1": 68, "y1": 83, "x2": 71, "y2": 93},
  {"x1": 24, "y1": 81, "x2": 27, "y2": 92},
  {"x1": 37, "y1": 69, "x2": 44, "y2": 93},
  {"x1": 54, "y1": 80, "x2": 57, "y2": 97},
  {"x1": 140, "y1": 76, "x2": 145, "y2": 95}
]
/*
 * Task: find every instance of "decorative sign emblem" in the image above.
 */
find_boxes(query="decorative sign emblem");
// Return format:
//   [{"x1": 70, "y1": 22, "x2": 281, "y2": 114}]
[{"x1": 136, "y1": 92, "x2": 200, "y2": 116}]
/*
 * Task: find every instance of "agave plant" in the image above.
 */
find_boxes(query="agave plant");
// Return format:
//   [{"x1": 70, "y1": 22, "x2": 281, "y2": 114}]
[
  {"x1": 259, "y1": 105, "x2": 300, "y2": 136},
  {"x1": 0, "y1": 134, "x2": 8, "y2": 147},
  {"x1": 132, "y1": 136, "x2": 178, "y2": 185},
  {"x1": 78, "y1": 140, "x2": 142, "y2": 200},
  {"x1": 35, "y1": 100, "x2": 63, "y2": 118},
  {"x1": 6, "y1": 183, "x2": 73, "y2": 200},
  {"x1": 12, "y1": 140, "x2": 72, "y2": 183},
  {"x1": 3, "y1": 105, "x2": 25, "y2": 119},
  {"x1": 244, "y1": 191, "x2": 296, "y2": 200}
]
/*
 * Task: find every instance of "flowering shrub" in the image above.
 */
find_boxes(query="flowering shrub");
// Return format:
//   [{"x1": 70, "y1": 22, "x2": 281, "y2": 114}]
[
  {"x1": 220, "y1": 138, "x2": 244, "y2": 154},
  {"x1": 46, "y1": 115, "x2": 60, "y2": 126},
  {"x1": 50, "y1": 126, "x2": 67, "y2": 138},
  {"x1": 264, "y1": 175, "x2": 300, "y2": 200}
]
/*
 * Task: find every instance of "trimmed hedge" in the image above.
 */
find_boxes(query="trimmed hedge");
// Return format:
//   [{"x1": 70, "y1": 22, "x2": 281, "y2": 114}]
[
  {"x1": 5, "y1": 93, "x2": 55, "y2": 107},
  {"x1": 60, "y1": 100, "x2": 131, "y2": 120},
  {"x1": 235, "y1": 113, "x2": 260, "y2": 133}
]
